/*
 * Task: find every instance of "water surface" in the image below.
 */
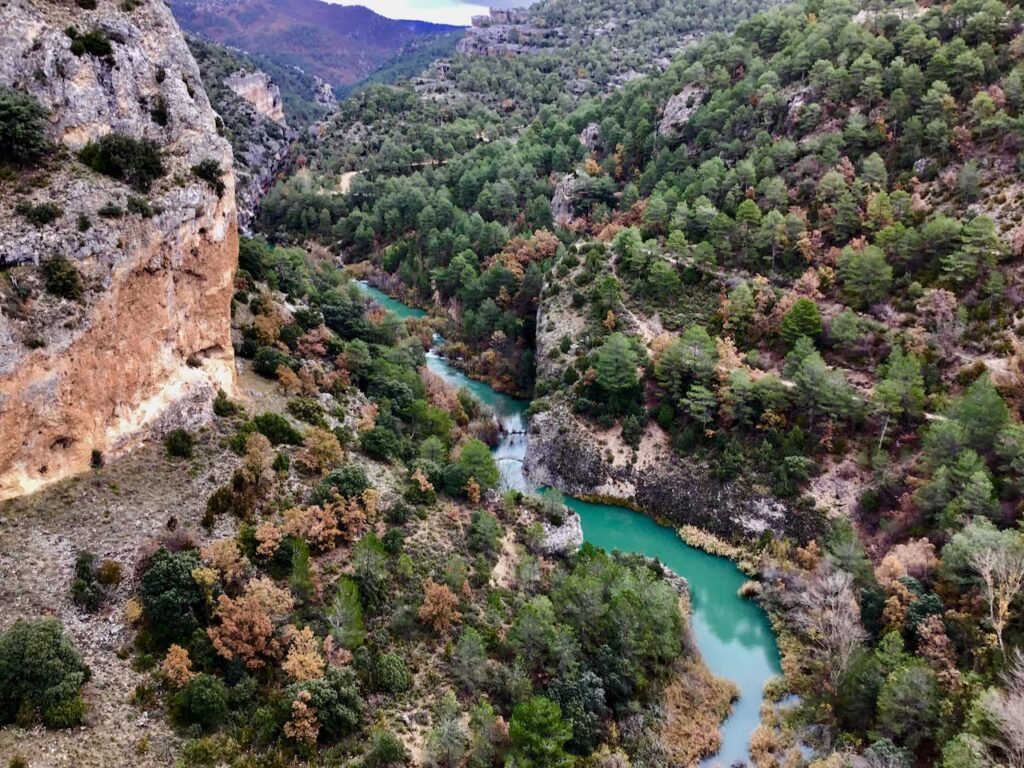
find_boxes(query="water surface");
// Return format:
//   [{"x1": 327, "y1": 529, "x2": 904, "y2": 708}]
[{"x1": 354, "y1": 280, "x2": 781, "y2": 766}]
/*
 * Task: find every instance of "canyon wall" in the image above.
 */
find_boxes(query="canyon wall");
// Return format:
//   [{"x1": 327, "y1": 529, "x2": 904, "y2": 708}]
[
  {"x1": 225, "y1": 70, "x2": 287, "y2": 125},
  {"x1": 0, "y1": 0, "x2": 237, "y2": 499}
]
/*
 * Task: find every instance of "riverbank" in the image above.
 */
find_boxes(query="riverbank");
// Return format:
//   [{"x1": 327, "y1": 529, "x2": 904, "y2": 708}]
[{"x1": 352, "y1": 279, "x2": 787, "y2": 767}]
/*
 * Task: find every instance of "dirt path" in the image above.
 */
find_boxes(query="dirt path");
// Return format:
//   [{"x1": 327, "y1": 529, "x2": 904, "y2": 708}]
[{"x1": 338, "y1": 170, "x2": 361, "y2": 194}]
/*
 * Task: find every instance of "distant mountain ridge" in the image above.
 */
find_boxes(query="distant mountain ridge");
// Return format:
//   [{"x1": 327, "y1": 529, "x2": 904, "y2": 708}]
[{"x1": 168, "y1": 0, "x2": 461, "y2": 87}]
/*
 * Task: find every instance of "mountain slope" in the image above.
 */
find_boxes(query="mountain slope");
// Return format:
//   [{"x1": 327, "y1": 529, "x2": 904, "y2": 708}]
[
  {"x1": 0, "y1": 0, "x2": 237, "y2": 499},
  {"x1": 169, "y1": 0, "x2": 461, "y2": 87}
]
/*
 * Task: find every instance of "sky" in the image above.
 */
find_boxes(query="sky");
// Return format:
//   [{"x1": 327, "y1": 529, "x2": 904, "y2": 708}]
[{"x1": 344, "y1": 0, "x2": 530, "y2": 25}]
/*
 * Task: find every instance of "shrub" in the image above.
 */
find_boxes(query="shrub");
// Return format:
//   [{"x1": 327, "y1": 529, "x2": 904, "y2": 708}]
[
  {"x1": 373, "y1": 653, "x2": 411, "y2": 694},
  {"x1": 149, "y1": 96, "x2": 168, "y2": 127},
  {"x1": 311, "y1": 464, "x2": 369, "y2": 504},
  {"x1": 253, "y1": 412, "x2": 303, "y2": 446},
  {"x1": 253, "y1": 346, "x2": 293, "y2": 379},
  {"x1": 126, "y1": 195, "x2": 154, "y2": 218},
  {"x1": 192, "y1": 159, "x2": 225, "y2": 197},
  {"x1": 75, "y1": 0, "x2": 98, "y2": 8},
  {"x1": 287, "y1": 667, "x2": 364, "y2": 742},
  {"x1": 172, "y1": 674, "x2": 227, "y2": 731},
  {"x1": 70, "y1": 551, "x2": 104, "y2": 612},
  {"x1": 0, "y1": 618, "x2": 90, "y2": 728},
  {"x1": 212, "y1": 389, "x2": 241, "y2": 417},
  {"x1": 0, "y1": 85, "x2": 51, "y2": 165},
  {"x1": 287, "y1": 397, "x2": 327, "y2": 427},
  {"x1": 164, "y1": 428, "x2": 195, "y2": 459},
  {"x1": 67, "y1": 27, "x2": 113, "y2": 57},
  {"x1": 139, "y1": 548, "x2": 206, "y2": 648},
  {"x1": 96, "y1": 559, "x2": 122, "y2": 586},
  {"x1": 363, "y1": 729, "x2": 409, "y2": 766},
  {"x1": 78, "y1": 133, "x2": 165, "y2": 191},
  {"x1": 98, "y1": 202, "x2": 123, "y2": 218},
  {"x1": 15, "y1": 201, "x2": 62, "y2": 226},
  {"x1": 42, "y1": 256, "x2": 84, "y2": 301}
]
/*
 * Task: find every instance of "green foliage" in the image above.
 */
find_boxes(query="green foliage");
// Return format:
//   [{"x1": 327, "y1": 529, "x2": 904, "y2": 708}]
[
  {"x1": 253, "y1": 412, "x2": 303, "y2": 446},
  {"x1": 16, "y1": 201, "x2": 62, "y2": 226},
  {"x1": 287, "y1": 667, "x2": 364, "y2": 743},
  {"x1": 456, "y1": 438, "x2": 500, "y2": 490},
  {"x1": 467, "y1": 510, "x2": 502, "y2": 557},
  {"x1": 41, "y1": 256, "x2": 84, "y2": 301},
  {"x1": 139, "y1": 548, "x2": 206, "y2": 648},
  {"x1": 362, "y1": 729, "x2": 409, "y2": 767},
  {"x1": 838, "y1": 246, "x2": 893, "y2": 309},
  {"x1": 173, "y1": 674, "x2": 228, "y2": 732},
  {"x1": 253, "y1": 346, "x2": 293, "y2": 378},
  {"x1": 311, "y1": 464, "x2": 370, "y2": 504},
  {"x1": 0, "y1": 619, "x2": 89, "y2": 729},
  {"x1": 191, "y1": 159, "x2": 225, "y2": 197},
  {"x1": 67, "y1": 27, "x2": 113, "y2": 57},
  {"x1": 164, "y1": 428, "x2": 195, "y2": 459},
  {"x1": 780, "y1": 298, "x2": 822, "y2": 345},
  {"x1": 372, "y1": 653, "x2": 411, "y2": 694},
  {"x1": 0, "y1": 86, "x2": 51, "y2": 165},
  {"x1": 78, "y1": 133, "x2": 165, "y2": 191},
  {"x1": 507, "y1": 696, "x2": 574, "y2": 768}
]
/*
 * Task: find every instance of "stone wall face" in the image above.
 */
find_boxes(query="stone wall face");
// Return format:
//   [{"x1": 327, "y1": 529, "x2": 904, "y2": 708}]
[{"x1": 0, "y1": 0, "x2": 238, "y2": 499}]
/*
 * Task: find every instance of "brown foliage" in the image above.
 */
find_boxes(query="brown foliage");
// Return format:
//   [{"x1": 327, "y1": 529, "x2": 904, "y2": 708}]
[
  {"x1": 418, "y1": 580, "x2": 462, "y2": 635},
  {"x1": 282, "y1": 626, "x2": 326, "y2": 682},
  {"x1": 284, "y1": 690, "x2": 320, "y2": 745},
  {"x1": 202, "y1": 538, "x2": 247, "y2": 583},
  {"x1": 161, "y1": 644, "x2": 194, "y2": 688}
]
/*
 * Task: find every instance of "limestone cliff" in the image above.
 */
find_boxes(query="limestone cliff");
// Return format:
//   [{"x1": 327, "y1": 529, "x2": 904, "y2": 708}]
[
  {"x1": 225, "y1": 70, "x2": 287, "y2": 126},
  {"x1": 0, "y1": 0, "x2": 237, "y2": 500}
]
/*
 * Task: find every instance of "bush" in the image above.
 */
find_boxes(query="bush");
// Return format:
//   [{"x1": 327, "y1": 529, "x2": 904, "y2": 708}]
[
  {"x1": 191, "y1": 159, "x2": 225, "y2": 197},
  {"x1": 139, "y1": 548, "x2": 206, "y2": 648},
  {"x1": 212, "y1": 389, "x2": 241, "y2": 417},
  {"x1": 373, "y1": 653, "x2": 411, "y2": 694},
  {"x1": 78, "y1": 133, "x2": 165, "y2": 191},
  {"x1": 67, "y1": 27, "x2": 113, "y2": 57},
  {"x1": 15, "y1": 201, "x2": 62, "y2": 226},
  {"x1": 311, "y1": 464, "x2": 370, "y2": 504},
  {"x1": 126, "y1": 195, "x2": 154, "y2": 218},
  {"x1": 253, "y1": 346, "x2": 293, "y2": 379},
  {"x1": 70, "y1": 551, "x2": 104, "y2": 612},
  {"x1": 362, "y1": 729, "x2": 409, "y2": 766},
  {"x1": 42, "y1": 256, "x2": 84, "y2": 301},
  {"x1": 0, "y1": 85, "x2": 51, "y2": 165},
  {"x1": 253, "y1": 412, "x2": 303, "y2": 446},
  {"x1": 173, "y1": 674, "x2": 227, "y2": 732},
  {"x1": 164, "y1": 428, "x2": 195, "y2": 459},
  {"x1": 287, "y1": 667, "x2": 364, "y2": 742},
  {"x1": 0, "y1": 618, "x2": 90, "y2": 728},
  {"x1": 287, "y1": 397, "x2": 327, "y2": 427}
]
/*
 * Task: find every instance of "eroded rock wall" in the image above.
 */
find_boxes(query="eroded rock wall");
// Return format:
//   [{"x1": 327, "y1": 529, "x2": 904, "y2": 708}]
[{"x1": 0, "y1": 0, "x2": 237, "y2": 499}]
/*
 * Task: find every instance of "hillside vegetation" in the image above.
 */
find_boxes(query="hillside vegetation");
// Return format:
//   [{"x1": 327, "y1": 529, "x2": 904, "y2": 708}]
[{"x1": 256, "y1": 0, "x2": 1024, "y2": 765}]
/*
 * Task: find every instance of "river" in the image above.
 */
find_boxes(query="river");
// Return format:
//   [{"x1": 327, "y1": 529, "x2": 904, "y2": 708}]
[{"x1": 356, "y1": 281, "x2": 782, "y2": 767}]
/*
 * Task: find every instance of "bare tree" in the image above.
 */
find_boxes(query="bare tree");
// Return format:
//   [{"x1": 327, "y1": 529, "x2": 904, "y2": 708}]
[
  {"x1": 981, "y1": 649, "x2": 1024, "y2": 768},
  {"x1": 969, "y1": 545, "x2": 1024, "y2": 654},
  {"x1": 798, "y1": 570, "x2": 867, "y2": 690}
]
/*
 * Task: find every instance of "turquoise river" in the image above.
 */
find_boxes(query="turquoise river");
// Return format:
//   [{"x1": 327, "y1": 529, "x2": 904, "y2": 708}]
[{"x1": 356, "y1": 281, "x2": 782, "y2": 766}]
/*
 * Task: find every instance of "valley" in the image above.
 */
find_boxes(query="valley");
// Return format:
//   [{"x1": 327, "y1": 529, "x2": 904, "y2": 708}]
[{"x1": 3, "y1": 0, "x2": 1024, "y2": 767}]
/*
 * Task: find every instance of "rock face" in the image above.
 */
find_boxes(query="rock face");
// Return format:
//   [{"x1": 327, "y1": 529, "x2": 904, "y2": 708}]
[
  {"x1": 524, "y1": 406, "x2": 819, "y2": 541},
  {"x1": 225, "y1": 70, "x2": 287, "y2": 125},
  {"x1": 0, "y1": 0, "x2": 237, "y2": 500},
  {"x1": 658, "y1": 84, "x2": 705, "y2": 137}
]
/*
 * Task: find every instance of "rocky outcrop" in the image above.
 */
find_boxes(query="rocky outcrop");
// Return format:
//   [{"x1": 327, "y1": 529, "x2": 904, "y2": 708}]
[
  {"x1": 658, "y1": 84, "x2": 705, "y2": 137},
  {"x1": 0, "y1": 0, "x2": 237, "y2": 500},
  {"x1": 550, "y1": 173, "x2": 579, "y2": 226},
  {"x1": 524, "y1": 406, "x2": 818, "y2": 541},
  {"x1": 225, "y1": 69, "x2": 286, "y2": 125},
  {"x1": 541, "y1": 509, "x2": 584, "y2": 556}
]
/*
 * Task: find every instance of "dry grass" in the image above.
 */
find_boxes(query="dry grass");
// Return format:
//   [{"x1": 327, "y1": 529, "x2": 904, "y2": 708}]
[{"x1": 659, "y1": 657, "x2": 740, "y2": 767}]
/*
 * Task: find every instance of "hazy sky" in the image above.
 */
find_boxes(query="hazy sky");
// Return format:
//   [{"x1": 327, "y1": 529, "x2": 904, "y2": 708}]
[{"x1": 348, "y1": 0, "x2": 530, "y2": 25}]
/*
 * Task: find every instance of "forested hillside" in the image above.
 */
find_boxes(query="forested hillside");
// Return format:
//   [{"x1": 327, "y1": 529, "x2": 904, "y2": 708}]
[{"x1": 254, "y1": 0, "x2": 1024, "y2": 765}]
